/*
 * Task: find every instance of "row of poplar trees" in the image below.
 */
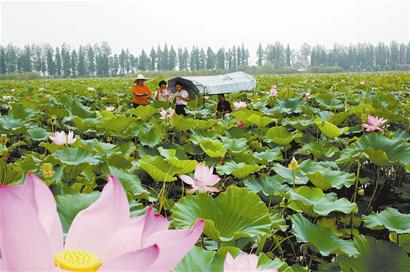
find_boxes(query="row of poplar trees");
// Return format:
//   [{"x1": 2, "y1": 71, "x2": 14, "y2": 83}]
[{"x1": 0, "y1": 41, "x2": 409, "y2": 76}]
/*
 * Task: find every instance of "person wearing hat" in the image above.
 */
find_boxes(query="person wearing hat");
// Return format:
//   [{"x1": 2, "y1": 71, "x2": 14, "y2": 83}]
[{"x1": 132, "y1": 74, "x2": 153, "y2": 108}]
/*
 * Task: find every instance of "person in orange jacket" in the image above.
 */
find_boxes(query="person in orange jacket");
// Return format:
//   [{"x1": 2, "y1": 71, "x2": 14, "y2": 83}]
[{"x1": 131, "y1": 74, "x2": 153, "y2": 108}]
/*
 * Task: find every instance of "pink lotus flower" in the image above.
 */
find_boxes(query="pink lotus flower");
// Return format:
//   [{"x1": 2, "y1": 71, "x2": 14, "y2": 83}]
[
  {"x1": 224, "y1": 252, "x2": 277, "y2": 272},
  {"x1": 233, "y1": 101, "x2": 247, "y2": 110},
  {"x1": 363, "y1": 115, "x2": 388, "y2": 133},
  {"x1": 0, "y1": 174, "x2": 204, "y2": 271},
  {"x1": 106, "y1": 106, "x2": 115, "y2": 112},
  {"x1": 237, "y1": 120, "x2": 244, "y2": 128},
  {"x1": 267, "y1": 86, "x2": 278, "y2": 97},
  {"x1": 179, "y1": 164, "x2": 220, "y2": 193},
  {"x1": 160, "y1": 108, "x2": 175, "y2": 120},
  {"x1": 49, "y1": 131, "x2": 77, "y2": 145}
]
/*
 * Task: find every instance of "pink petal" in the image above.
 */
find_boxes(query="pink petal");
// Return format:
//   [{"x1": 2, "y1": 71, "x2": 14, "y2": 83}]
[
  {"x1": 204, "y1": 175, "x2": 221, "y2": 186},
  {"x1": 0, "y1": 189, "x2": 54, "y2": 271},
  {"x1": 145, "y1": 219, "x2": 205, "y2": 271},
  {"x1": 204, "y1": 186, "x2": 220, "y2": 193},
  {"x1": 100, "y1": 245, "x2": 159, "y2": 271},
  {"x1": 100, "y1": 208, "x2": 168, "y2": 261},
  {"x1": 100, "y1": 217, "x2": 145, "y2": 261},
  {"x1": 194, "y1": 164, "x2": 210, "y2": 182},
  {"x1": 5, "y1": 173, "x2": 63, "y2": 253},
  {"x1": 141, "y1": 206, "x2": 170, "y2": 239},
  {"x1": 65, "y1": 175, "x2": 130, "y2": 257},
  {"x1": 179, "y1": 175, "x2": 195, "y2": 186}
]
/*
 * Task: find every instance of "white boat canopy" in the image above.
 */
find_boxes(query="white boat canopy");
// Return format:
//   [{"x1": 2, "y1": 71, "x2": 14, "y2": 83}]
[{"x1": 167, "y1": 71, "x2": 256, "y2": 98}]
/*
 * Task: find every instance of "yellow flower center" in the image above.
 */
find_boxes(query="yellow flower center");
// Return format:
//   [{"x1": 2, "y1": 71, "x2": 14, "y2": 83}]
[
  {"x1": 55, "y1": 249, "x2": 102, "y2": 272},
  {"x1": 288, "y1": 158, "x2": 299, "y2": 171}
]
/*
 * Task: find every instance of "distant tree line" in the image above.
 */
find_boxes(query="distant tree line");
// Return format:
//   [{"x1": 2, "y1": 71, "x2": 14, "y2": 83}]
[{"x1": 0, "y1": 41, "x2": 408, "y2": 77}]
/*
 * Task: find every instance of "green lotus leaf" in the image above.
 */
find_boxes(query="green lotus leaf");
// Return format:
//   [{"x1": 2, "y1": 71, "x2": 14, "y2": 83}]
[
  {"x1": 288, "y1": 186, "x2": 358, "y2": 216},
  {"x1": 231, "y1": 109, "x2": 262, "y2": 121},
  {"x1": 291, "y1": 213, "x2": 358, "y2": 257},
  {"x1": 137, "y1": 155, "x2": 177, "y2": 182},
  {"x1": 172, "y1": 186, "x2": 271, "y2": 242},
  {"x1": 337, "y1": 235, "x2": 410, "y2": 272},
  {"x1": 63, "y1": 115, "x2": 99, "y2": 133},
  {"x1": 173, "y1": 246, "x2": 215, "y2": 272},
  {"x1": 0, "y1": 116, "x2": 26, "y2": 134},
  {"x1": 216, "y1": 161, "x2": 261, "y2": 179},
  {"x1": 274, "y1": 98, "x2": 304, "y2": 114},
  {"x1": 390, "y1": 233, "x2": 410, "y2": 253},
  {"x1": 53, "y1": 147, "x2": 102, "y2": 166},
  {"x1": 355, "y1": 133, "x2": 410, "y2": 169},
  {"x1": 199, "y1": 139, "x2": 227, "y2": 158},
  {"x1": 27, "y1": 127, "x2": 49, "y2": 141},
  {"x1": 315, "y1": 93, "x2": 343, "y2": 110},
  {"x1": 328, "y1": 111, "x2": 351, "y2": 126},
  {"x1": 363, "y1": 207, "x2": 410, "y2": 234},
  {"x1": 314, "y1": 118, "x2": 342, "y2": 138},
  {"x1": 63, "y1": 95, "x2": 96, "y2": 118},
  {"x1": 306, "y1": 169, "x2": 355, "y2": 190},
  {"x1": 265, "y1": 126, "x2": 295, "y2": 145},
  {"x1": 97, "y1": 115, "x2": 136, "y2": 134},
  {"x1": 56, "y1": 192, "x2": 100, "y2": 233},
  {"x1": 247, "y1": 114, "x2": 275, "y2": 128},
  {"x1": 108, "y1": 166, "x2": 150, "y2": 200},
  {"x1": 273, "y1": 163, "x2": 309, "y2": 185},
  {"x1": 253, "y1": 147, "x2": 283, "y2": 163},
  {"x1": 130, "y1": 104, "x2": 157, "y2": 121},
  {"x1": 295, "y1": 142, "x2": 339, "y2": 159},
  {"x1": 137, "y1": 123, "x2": 162, "y2": 147},
  {"x1": 158, "y1": 147, "x2": 197, "y2": 174},
  {"x1": 10, "y1": 104, "x2": 40, "y2": 119},
  {"x1": 283, "y1": 118, "x2": 314, "y2": 131},
  {"x1": 221, "y1": 137, "x2": 249, "y2": 154},
  {"x1": 244, "y1": 175, "x2": 290, "y2": 197}
]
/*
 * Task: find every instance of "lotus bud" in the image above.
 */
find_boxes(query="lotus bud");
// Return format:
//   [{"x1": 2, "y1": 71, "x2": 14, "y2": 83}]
[
  {"x1": 288, "y1": 156, "x2": 299, "y2": 171},
  {"x1": 0, "y1": 134, "x2": 8, "y2": 145},
  {"x1": 40, "y1": 163, "x2": 55, "y2": 178}
]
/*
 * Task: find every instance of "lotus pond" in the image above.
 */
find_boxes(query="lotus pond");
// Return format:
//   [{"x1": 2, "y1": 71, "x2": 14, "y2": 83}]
[{"x1": 0, "y1": 72, "x2": 410, "y2": 271}]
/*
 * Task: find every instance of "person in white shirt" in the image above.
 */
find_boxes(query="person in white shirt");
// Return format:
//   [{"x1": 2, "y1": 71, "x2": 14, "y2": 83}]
[{"x1": 174, "y1": 81, "x2": 190, "y2": 116}]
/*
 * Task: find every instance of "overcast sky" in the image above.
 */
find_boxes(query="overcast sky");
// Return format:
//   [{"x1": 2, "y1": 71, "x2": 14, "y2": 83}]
[{"x1": 1, "y1": 0, "x2": 409, "y2": 59}]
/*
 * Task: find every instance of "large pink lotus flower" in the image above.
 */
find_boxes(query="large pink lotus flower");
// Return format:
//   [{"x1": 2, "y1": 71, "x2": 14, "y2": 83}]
[
  {"x1": 179, "y1": 164, "x2": 220, "y2": 193},
  {"x1": 233, "y1": 101, "x2": 247, "y2": 110},
  {"x1": 363, "y1": 115, "x2": 388, "y2": 133},
  {"x1": 160, "y1": 108, "x2": 175, "y2": 120},
  {"x1": 0, "y1": 174, "x2": 204, "y2": 271},
  {"x1": 49, "y1": 131, "x2": 77, "y2": 145},
  {"x1": 237, "y1": 120, "x2": 245, "y2": 128},
  {"x1": 224, "y1": 252, "x2": 277, "y2": 272}
]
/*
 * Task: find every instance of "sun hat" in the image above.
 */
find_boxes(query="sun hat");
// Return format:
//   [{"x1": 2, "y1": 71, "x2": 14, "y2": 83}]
[{"x1": 135, "y1": 74, "x2": 149, "y2": 81}]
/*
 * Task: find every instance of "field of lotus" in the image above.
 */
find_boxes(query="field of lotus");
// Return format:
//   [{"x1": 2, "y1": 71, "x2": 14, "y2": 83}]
[{"x1": 0, "y1": 72, "x2": 410, "y2": 271}]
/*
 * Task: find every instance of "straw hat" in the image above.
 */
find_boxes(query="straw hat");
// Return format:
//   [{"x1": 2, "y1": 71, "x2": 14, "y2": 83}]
[{"x1": 135, "y1": 74, "x2": 149, "y2": 81}]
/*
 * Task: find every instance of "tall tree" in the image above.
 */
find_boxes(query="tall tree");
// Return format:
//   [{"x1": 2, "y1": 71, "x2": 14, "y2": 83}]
[
  {"x1": 55, "y1": 47, "x2": 62, "y2": 76},
  {"x1": 87, "y1": 46, "x2": 96, "y2": 76},
  {"x1": 61, "y1": 45, "x2": 71, "y2": 76},
  {"x1": 285, "y1": 44, "x2": 291, "y2": 66},
  {"x1": 206, "y1": 47, "x2": 216, "y2": 70},
  {"x1": 216, "y1": 48, "x2": 225, "y2": 70},
  {"x1": 0, "y1": 47, "x2": 6, "y2": 73},
  {"x1": 169, "y1": 46, "x2": 177, "y2": 70},
  {"x1": 46, "y1": 46, "x2": 56, "y2": 76},
  {"x1": 256, "y1": 43, "x2": 264, "y2": 66},
  {"x1": 149, "y1": 47, "x2": 156, "y2": 70},
  {"x1": 111, "y1": 54, "x2": 119, "y2": 75},
  {"x1": 77, "y1": 46, "x2": 87, "y2": 76},
  {"x1": 71, "y1": 50, "x2": 78, "y2": 76},
  {"x1": 162, "y1": 44, "x2": 169, "y2": 70},
  {"x1": 119, "y1": 49, "x2": 127, "y2": 74},
  {"x1": 138, "y1": 49, "x2": 148, "y2": 70}
]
